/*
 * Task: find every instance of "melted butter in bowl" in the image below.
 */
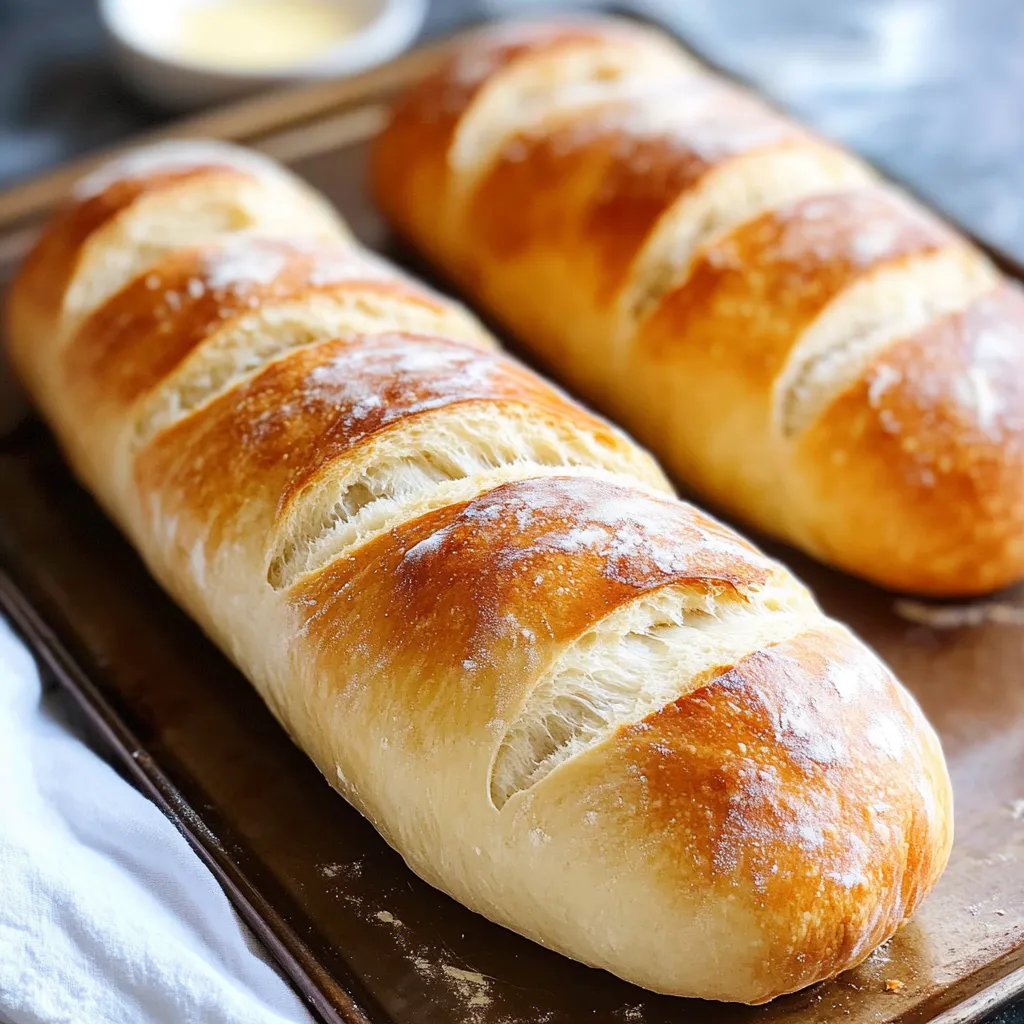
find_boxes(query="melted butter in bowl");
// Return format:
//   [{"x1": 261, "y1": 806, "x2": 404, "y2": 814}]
[
  {"x1": 101, "y1": 0, "x2": 427, "y2": 108},
  {"x1": 174, "y1": 0, "x2": 363, "y2": 72}
]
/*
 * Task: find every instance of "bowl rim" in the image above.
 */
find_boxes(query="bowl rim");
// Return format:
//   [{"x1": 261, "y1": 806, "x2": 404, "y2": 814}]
[{"x1": 98, "y1": 0, "x2": 429, "y2": 83}]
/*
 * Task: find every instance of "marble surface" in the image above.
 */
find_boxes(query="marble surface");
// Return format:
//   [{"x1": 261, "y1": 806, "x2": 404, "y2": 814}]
[{"x1": 0, "y1": 0, "x2": 1021, "y2": 1020}]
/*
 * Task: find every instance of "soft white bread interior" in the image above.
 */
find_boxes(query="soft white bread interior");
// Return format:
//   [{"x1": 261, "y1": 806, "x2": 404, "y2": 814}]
[
  {"x1": 4, "y1": 138, "x2": 953, "y2": 1004},
  {"x1": 372, "y1": 17, "x2": 1024, "y2": 595}
]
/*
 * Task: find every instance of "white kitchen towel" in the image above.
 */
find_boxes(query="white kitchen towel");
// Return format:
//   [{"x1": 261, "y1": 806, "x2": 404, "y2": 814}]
[{"x1": 0, "y1": 614, "x2": 314, "y2": 1024}]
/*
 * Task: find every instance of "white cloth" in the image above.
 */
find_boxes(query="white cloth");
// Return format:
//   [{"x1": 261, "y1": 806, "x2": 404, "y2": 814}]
[{"x1": 0, "y1": 615, "x2": 314, "y2": 1024}]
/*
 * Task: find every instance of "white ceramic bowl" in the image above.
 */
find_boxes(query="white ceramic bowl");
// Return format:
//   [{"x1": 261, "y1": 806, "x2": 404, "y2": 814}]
[{"x1": 99, "y1": 0, "x2": 428, "y2": 109}]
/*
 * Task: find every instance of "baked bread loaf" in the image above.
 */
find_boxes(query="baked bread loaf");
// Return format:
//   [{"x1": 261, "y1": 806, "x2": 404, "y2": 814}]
[
  {"x1": 5, "y1": 139, "x2": 953, "y2": 1003},
  {"x1": 372, "y1": 17, "x2": 1024, "y2": 595}
]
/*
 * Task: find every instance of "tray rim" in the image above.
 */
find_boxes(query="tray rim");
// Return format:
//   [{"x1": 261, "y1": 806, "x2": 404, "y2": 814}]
[
  {"x1": 1, "y1": 10, "x2": 1023, "y2": 1024},
  {"x1": 0, "y1": 35, "x2": 453, "y2": 229}
]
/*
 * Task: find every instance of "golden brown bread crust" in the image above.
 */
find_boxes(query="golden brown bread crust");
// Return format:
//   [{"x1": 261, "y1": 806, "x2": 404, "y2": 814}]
[
  {"x1": 590, "y1": 625, "x2": 949, "y2": 996},
  {"x1": 4, "y1": 140, "x2": 953, "y2": 1003},
  {"x1": 795, "y1": 284, "x2": 1024, "y2": 593},
  {"x1": 5, "y1": 168, "x2": 239, "y2": 407},
  {"x1": 373, "y1": 16, "x2": 1024, "y2": 594},
  {"x1": 295, "y1": 476, "x2": 775, "y2": 714},
  {"x1": 636, "y1": 190, "x2": 954, "y2": 370},
  {"x1": 5, "y1": 144, "x2": 347, "y2": 463},
  {"x1": 66, "y1": 237, "x2": 491, "y2": 410},
  {"x1": 135, "y1": 333, "x2": 647, "y2": 561},
  {"x1": 372, "y1": 20, "x2": 687, "y2": 252},
  {"x1": 13, "y1": 167, "x2": 234, "y2": 332},
  {"x1": 291, "y1": 477, "x2": 949, "y2": 1001},
  {"x1": 466, "y1": 81, "x2": 807, "y2": 299}
]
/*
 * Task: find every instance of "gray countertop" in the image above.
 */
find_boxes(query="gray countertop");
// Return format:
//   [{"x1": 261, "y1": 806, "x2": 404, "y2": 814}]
[{"x1": 0, "y1": 0, "x2": 1021, "y2": 1020}]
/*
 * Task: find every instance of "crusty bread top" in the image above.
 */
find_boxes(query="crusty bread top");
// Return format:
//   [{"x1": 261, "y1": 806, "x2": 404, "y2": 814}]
[
  {"x1": 66, "y1": 237, "x2": 491, "y2": 422},
  {"x1": 9, "y1": 141, "x2": 346, "y2": 364}
]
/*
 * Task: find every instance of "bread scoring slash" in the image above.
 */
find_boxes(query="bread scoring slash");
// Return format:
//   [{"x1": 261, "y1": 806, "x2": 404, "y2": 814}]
[{"x1": 5, "y1": 136, "x2": 953, "y2": 1003}]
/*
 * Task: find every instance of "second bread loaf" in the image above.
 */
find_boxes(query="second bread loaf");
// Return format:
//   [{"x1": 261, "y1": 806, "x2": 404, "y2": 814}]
[{"x1": 372, "y1": 17, "x2": 1024, "y2": 595}]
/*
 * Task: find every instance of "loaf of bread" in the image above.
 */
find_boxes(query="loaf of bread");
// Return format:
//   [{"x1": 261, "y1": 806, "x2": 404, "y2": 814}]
[
  {"x1": 5, "y1": 139, "x2": 953, "y2": 1004},
  {"x1": 372, "y1": 17, "x2": 1024, "y2": 596}
]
